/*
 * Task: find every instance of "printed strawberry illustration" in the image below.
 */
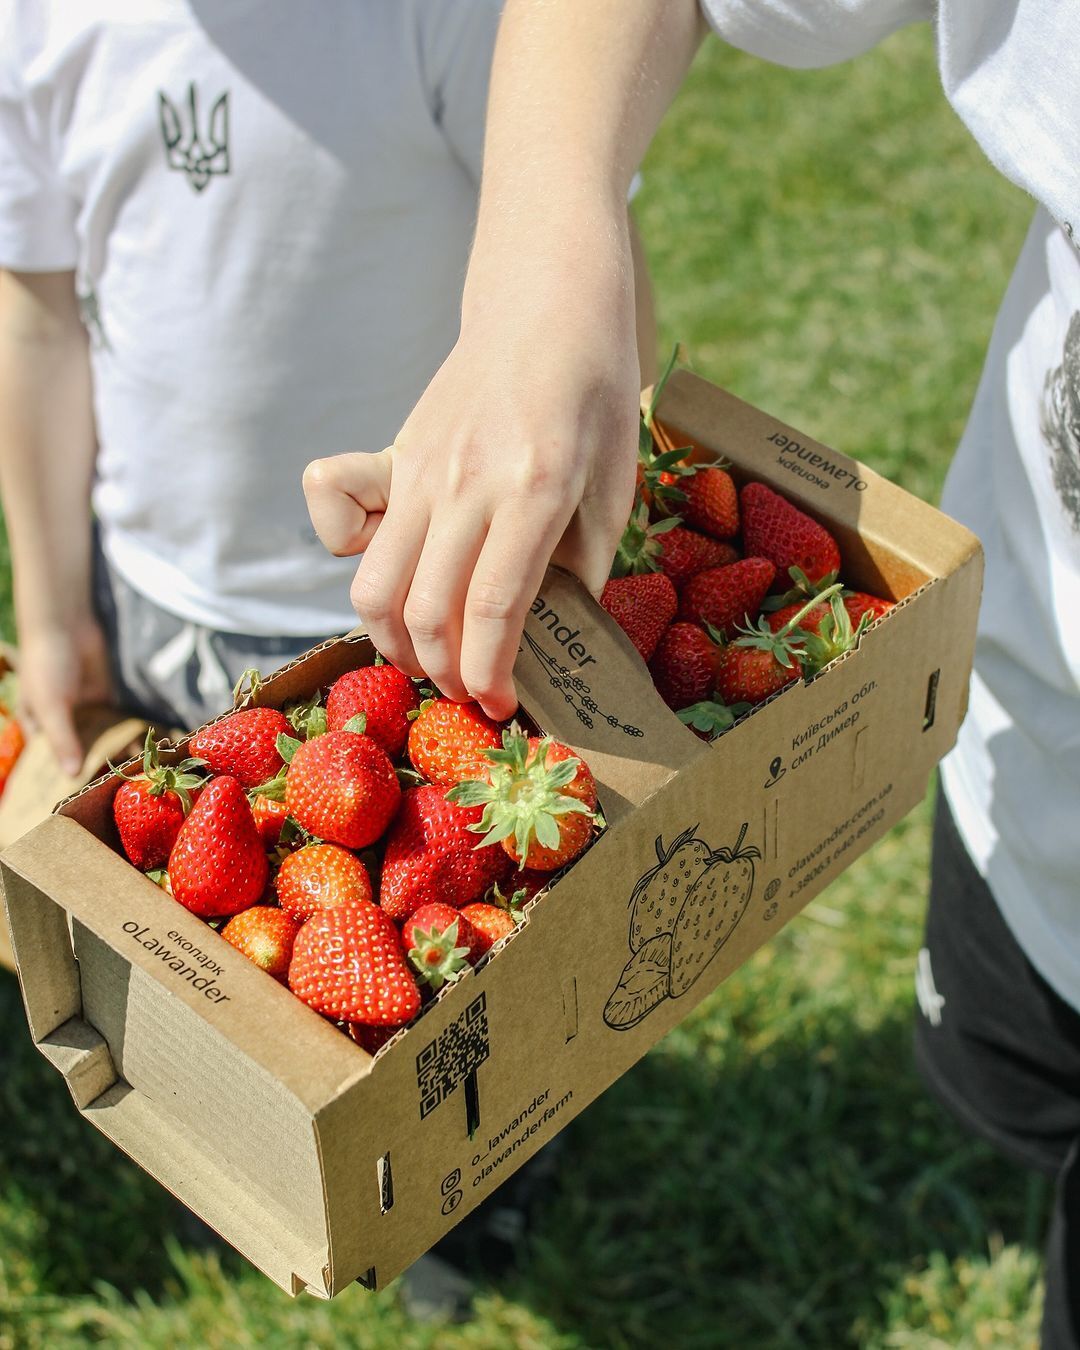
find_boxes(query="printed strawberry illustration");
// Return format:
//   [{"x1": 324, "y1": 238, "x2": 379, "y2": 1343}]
[
  {"x1": 449, "y1": 733, "x2": 598, "y2": 872},
  {"x1": 220, "y1": 906, "x2": 301, "y2": 982},
  {"x1": 599, "y1": 573, "x2": 678, "y2": 662},
  {"x1": 190, "y1": 706, "x2": 291, "y2": 790},
  {"x1": 113, "y1": 729, "x2": 206, "y2": 870},
  {"x1": 326, "y1": 662, "x2": 421, "y2": 758},
  {"x1": 404, "y1": 902, "x2": 483, "y2": 989},
  {"x1": 379, "y1": 784, "x2": 512, "y2": 922},
  {"x1": 168, "y1": 775, "x2": 270, "y2": 917},
  {"x1": 288, "y1": 900, "x2": 421, "y2": 1026},
  {"x1": 628, "y1": 824, "x2": 712, "y2": 952},
  {"x1": 603, "y1": 934, "x2": 672, "y2": 1030},
  {"x1": 678, "y1": 557, "x2": 776, "y2": 635},
  {"x1": 275, "y1": 842, "x2": 374, "y2": 923},
  {"x1": 282, "y1": 727, "x2": 400, "y2": 849},
  {"x1": 669, "y1": 823, "x2": 760, "y2": 997},
  {"x1": 740, "y1": 481, "x2": 841, "y2": 585},
  {"x1": 407, "y1": 698, "x2": 504, "y2": 787},
  {"x1": 648, "y1": 622, "x2": 722, "y2": 710}
]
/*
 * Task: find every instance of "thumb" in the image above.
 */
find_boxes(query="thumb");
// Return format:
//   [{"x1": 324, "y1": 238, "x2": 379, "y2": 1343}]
[
  {"x1": 34, "y1": 696, "x2": 85, "y2": 778},
  {"x1": 303, "y1": 448, "x2": 394, "y2": 558}
]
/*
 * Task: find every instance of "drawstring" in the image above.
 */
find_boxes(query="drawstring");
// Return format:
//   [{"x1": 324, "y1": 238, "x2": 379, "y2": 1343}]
[{"x1": 145, "y1": 622, "x2": 234, "y2": 714}]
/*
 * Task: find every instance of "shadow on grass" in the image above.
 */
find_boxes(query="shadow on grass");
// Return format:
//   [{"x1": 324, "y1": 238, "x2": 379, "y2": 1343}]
[
  {"x1": 0, "y1": 971, "x2": 1045, "y2": 1347},
  {"x1": 499, "y1": 1001, "x2": 1047, "y2": 1349}
]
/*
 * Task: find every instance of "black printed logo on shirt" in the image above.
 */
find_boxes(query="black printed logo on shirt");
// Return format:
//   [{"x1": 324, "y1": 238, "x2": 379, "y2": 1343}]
[
  {"x1": 158, "y1": 84, "x2": 230, "y2": 192},
  {"x1": 1040, "y1": 311, "x2": 1080, "y2": 533}
]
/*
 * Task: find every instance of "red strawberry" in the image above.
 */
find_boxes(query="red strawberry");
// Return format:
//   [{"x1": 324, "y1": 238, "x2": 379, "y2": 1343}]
[
  {"x1": 649, "y1": 622, "x2": 722, "y2": 711},
  {"x1": 113, "y1": 730, "x2": 205, "y2": 870},
  {"x1": 0, "y1": 714, "x2": 24, "y2": 798},
  {"x1": 658, "y1": 530, "x2": 740, "y2": 588},
  {"x1": 459, "y1": 902, "x2": 519, "y2": 955},
  {"x1": 713, "y1": 641, "x2": 801, "y2": 707},
  {"x1": 680, "y1": 464, "x2": 739, "y2": 539},
  {"x1": 379, "y1": 784, "x2": 512, "y2": 922},
  {"x1": 449, "y1": 733, "x2": 597, "y2": 872},
  {"x1": 404, "y1": 902, "x2": 483, "y2": 988},
  {"x1": 220, "y1": 906, "x2": 301, "y2": 982},
  {"x1": 678, "y1": 558, "x2": 776, "y2": 635},
  {"x1": 190, "y1": 707, "x2": 291, "y2": 790},
  {"x1": 765, "y1": 601, "x2": 829, "y2": 636},
  {"x1": 843, "y1": 591, "x2": 894, "y2": 627},
  {"x1": 326, "y1": 663, "x2": 422, "y2": 757},
  {"x1": 740, "y1": 482, "x2": 841, "y2": 585},
  {"x1": 168, "y1": 775, "x2": 270, "y2": 917},
  {"x1": 283, "y1": 729, "x2": 400, "y2": 849},
  {"x1": 349, "y1": 1020, "x2": 404, "y2": 1054},
  {"x1": 250, "y1": 791, "x2": 291, "y2": 848},
  {"x1": 407, "y1": 699, "x2": 504, "y2": 787},
  {"x1": 600, "y1": 573, "x2": 677, "y2": 662},
  {"x1": 275, "y1": 842, "x2": 373, "y2": 923},
  {"x1": 288, "y1": 901, "x2": 421, "y2": 1026}
]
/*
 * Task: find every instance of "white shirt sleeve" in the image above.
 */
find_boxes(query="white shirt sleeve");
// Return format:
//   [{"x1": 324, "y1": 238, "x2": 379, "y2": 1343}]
[
  {"x1": 700, "y1": 0, "x2": 933, "y2": 69},
  {"x1": 416, "y1": 0, "x2": 504, "y2": 187},
  {"x1": 0, "y1": 12, "x2": 78, "y2": 271}
]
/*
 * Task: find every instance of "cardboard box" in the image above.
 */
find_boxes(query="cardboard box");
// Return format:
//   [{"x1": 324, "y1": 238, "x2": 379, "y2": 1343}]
[{"x1": 0, "y1": 372, "x2": 982, "y2": 1297}]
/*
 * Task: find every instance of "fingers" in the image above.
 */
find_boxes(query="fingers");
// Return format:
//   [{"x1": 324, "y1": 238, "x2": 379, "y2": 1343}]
[
  {"x1": 459, "y1": 501, "x2": 569, "y2": 719},
  {"x1": 304, "y1": 449, "x2": 394, "y2": 557},
  {"x1": 348, "y1": 493, "x2": 430, "y2": 677}
]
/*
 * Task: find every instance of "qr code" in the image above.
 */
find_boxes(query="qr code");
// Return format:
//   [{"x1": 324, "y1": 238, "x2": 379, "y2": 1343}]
[{"x1": 416, "y1": 992, "x2": 490, "y2": 1120}]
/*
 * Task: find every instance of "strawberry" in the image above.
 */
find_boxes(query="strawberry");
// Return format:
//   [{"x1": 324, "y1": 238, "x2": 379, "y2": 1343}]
[
  {"x1": 326, "y1": 662, "x2": 422, "y2": 757},
  {"x1": 282, "y1": 728, "x2": 400, "y2": 849},
  {"x1": 168, "y1": 775, "x2": 270, "y2": 917},
  {"x1": 843, "y1": 591, "x2": 894, "y2": 627},
  {"x1": 251, "y1": 790, "x2": 291, "y2": 848},
  {"x1": 379, "y1": 784, "x2": 512, "y2": 922},
  {"x1": 288, "y1": 900, "x2": 421, "y2": 1026},
  {"x1": 678, "y1": 558, "x2": 776, "y2": 635},
  {"x1": 599, "y1": 573, "x2": 677, "y2": 662},
  {"x1": 680, "y1": 464, "x2": 739, "y2": 539},
  {"x1": 648, "y1": 622, "x2": 722, "y2": 710},
  {"x1": 740, "y1": 482, "x2": 841, "y2": 585},
  {"x1": 220, "y1": 906, "x2": 301, "y2": 981},
  {"x1": 713, "y1": 585, "x2": 844, "y2": 704},
  {"x1": 493, "y1": 871, "x2": 547, "y2": 907},
  {"x1": 458, "y1": 901, "x2": 519, "y2": 955},
  {"x1": 113, "y1": 729, "x2": 205, "y2": 870},
  {"x1": 407, "y1": 699, "x2": 504, "y2": 787},
  {"x1": 449, "y1": 733, "x2": 597, "y2": 872},
  {"x1": 765, "y1": 601, "x2": 829, "y2": 636},
  {"x1": 349, "y1": 1020, "x2": 404, "y2": 1054},
  {"x1": 0, "y1": 714, "x2": 24, "y2": 799},
  {"x1": 275, "y1": 842, "x2": 373, "y2": 923},
  {"x1": 190, "y1": 707, "x2": 291, "y2": 790},
  {"x1": 404, "y1": 902, "x2": 483, "y2": 988},
  {"x1": 658, "y1": 530, "x2": 740, "y2": 588}
]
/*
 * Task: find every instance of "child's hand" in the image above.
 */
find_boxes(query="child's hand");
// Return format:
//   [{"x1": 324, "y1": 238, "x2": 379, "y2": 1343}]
[
  {"x1": 305, "y1": 259, "x2": 640, "y2": 720},
  {"x1": 17, "y1": 618, "x2": 114, "y2": 775}
]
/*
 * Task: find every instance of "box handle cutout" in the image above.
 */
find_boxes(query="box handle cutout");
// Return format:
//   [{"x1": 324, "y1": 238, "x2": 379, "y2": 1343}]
[
  {"x1": 377, "y1": 1153, "x2": 394, "y2": 1214},
  {"x1": 922, "y1": 670, "x2": 940, "y2": 731},
  {"x1": 355, "y1": 1267, "x2": 377, "y2": 1290},
  {"x1": 562, "y1": 975, "x2": 579, "y2": 1042},
  {"x1": 465, "y1": 1069, "x2": 481, "y2": 1138}
]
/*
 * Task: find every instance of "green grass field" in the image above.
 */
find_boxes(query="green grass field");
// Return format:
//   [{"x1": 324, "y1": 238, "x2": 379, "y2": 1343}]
[{"x1": 0, "y1": 25, "x2": 1041, "y2": 1350}]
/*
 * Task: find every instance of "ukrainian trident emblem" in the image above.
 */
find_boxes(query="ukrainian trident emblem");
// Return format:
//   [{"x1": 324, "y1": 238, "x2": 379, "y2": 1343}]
[{"x1": 158, "y1": 84, "x2": 231, "y2": 192}]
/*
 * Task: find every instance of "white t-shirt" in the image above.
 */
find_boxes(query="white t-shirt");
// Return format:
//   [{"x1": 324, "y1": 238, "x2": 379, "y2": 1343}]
[
  {"x1": 0, "y1": 0, "x2": 503, "y2": 635},
  {"x1": 701, "y1": 1, "x2": 1080, "y2": 1008}
]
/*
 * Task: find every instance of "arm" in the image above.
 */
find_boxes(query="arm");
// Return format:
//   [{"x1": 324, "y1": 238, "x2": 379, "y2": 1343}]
[
  {"x1": 0, "y1": 269, "x2": 110, "y2": 771},
  {"x1": 305, "y1": 0, "x2": 705, "y2": 718}
]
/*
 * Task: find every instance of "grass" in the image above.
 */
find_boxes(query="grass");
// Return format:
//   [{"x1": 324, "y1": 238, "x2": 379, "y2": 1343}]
[{"x1": 0, "y1": 24, "x2": 1040, "y2": 1350}]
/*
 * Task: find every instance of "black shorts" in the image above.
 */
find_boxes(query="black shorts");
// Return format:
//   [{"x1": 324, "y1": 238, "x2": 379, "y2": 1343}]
[{"x1": 915, "y1": 791, "x2": 1080, "y2": 1348}]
